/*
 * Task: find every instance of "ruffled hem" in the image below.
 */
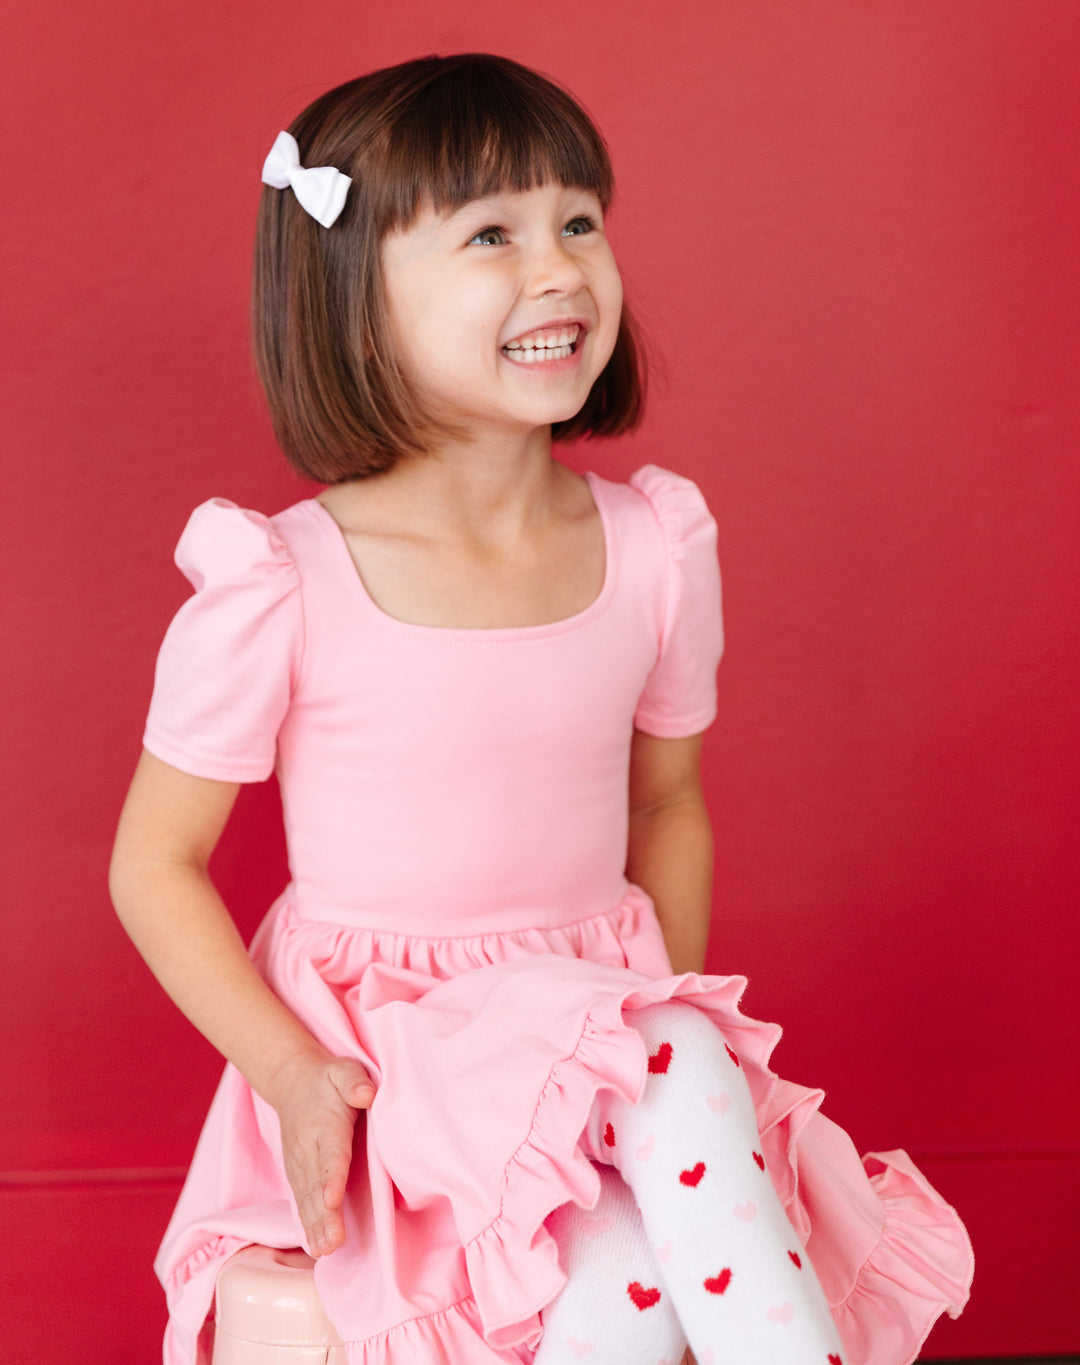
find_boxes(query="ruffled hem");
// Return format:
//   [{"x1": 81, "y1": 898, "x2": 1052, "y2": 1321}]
[
  {"x1": 155, "y1": 952, "x2": 972, "y2": 1365},
  {"x1": 831, "y1": 1150, "x2": 974, "y2": 1365},
  {"x1": 161, "y1": 1234, "x2": 254, "y2": 1365},
  {"x1": 457, "y1": 972, "x2": 971, "y2": 1365},
  {"x1": 341, "y1": 1295, "x2": 532, "y2": 1365},
  {"x1": 461, "y1": 970, "x2": 806, "y2": 1349}
]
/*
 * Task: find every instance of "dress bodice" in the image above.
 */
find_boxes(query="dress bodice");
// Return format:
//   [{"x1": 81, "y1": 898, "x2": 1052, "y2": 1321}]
[{"x1": 143, "y1": 465, "x2": 723, "y2": 933}]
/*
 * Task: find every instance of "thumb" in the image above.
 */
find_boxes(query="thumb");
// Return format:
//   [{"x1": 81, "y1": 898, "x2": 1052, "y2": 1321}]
[{"x1": 329, "y1": 1056, "x2": 376, "y2": 1108}]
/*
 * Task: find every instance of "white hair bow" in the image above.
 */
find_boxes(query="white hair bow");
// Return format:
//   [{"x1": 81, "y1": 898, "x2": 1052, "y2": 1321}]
[{"x1": 261, "y1": 130, "x2": 352, "y2": 228}]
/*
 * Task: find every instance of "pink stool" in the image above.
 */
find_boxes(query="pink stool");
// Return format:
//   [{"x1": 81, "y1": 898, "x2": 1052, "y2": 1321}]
[{"x1": 211, "y1": 1246, "x2": 347, "y2": 1364}]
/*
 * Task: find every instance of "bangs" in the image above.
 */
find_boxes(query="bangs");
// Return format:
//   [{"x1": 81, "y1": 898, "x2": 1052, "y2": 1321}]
[{"x1": 371, "y1": 55, "x2": 615, "y2": 231}]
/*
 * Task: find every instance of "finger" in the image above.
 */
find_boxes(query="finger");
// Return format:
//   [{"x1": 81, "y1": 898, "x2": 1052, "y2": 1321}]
[
  {"x1": 302, "y1": 1194, "x2": 344, "y2": 1257},
  {"x1": 287, "y1": 1137, "x2": 347, "y2": 1254},
  {"x1": 329, "y1": 1057, "x2": 377, "y2": 1108},
  {"x1": 297, "y1": 1178, "x2": 346, "y2": 1257},
  {"x1": 319, "y1": 1132, "x2": 354, "y2": 1212},
  {"x1": 294, "y1": 1176, "x2": 332, "y2": 1254},
  {"x1": 317, "y1": 1206, "x2": 346, "y2": 1256}
]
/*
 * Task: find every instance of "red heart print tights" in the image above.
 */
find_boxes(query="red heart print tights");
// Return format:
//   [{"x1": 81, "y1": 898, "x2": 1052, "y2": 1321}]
[{"x1": 534, "y1": 1003, "x2": 845, "y2": 1365}]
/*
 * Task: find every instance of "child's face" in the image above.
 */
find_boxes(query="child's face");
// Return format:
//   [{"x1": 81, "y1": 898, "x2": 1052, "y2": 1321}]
[{"x1": 381, "y1": 182, "x2": 623, "y2": 441}]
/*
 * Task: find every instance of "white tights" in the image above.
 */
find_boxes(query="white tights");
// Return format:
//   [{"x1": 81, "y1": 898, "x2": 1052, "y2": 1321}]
[{"x1": 533, "y1": 1004, "x2": 845, "y2": 1365}]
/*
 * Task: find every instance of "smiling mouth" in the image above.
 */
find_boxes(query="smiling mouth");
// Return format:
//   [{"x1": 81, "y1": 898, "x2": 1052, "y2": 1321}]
[{"x1": 501, "y1": 324, "x2": 583, "y2": 364}]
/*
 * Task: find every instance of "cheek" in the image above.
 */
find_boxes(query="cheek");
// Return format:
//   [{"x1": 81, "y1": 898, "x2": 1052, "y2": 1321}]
[
  {"x1": 593, "y1": 270, "x2": 624, "y2": 369},
  {"x1": 453, "y1": 271, "x2": 512, "y2": 339},
  {"x1": 603, "y1": 258, "x2": 624, "y2": 323},
  {"x1": 382, "y1": 284, "x2": 422, "y2": 376},
  {"x1": 385, "y1": 291, "x2": 454, "y2": 380},
  {"x1": 391, "y1": 273, "x2": 505, "y2": 372},
  {"x1": 589, "y1": 248, "x2": 623, "y2": 331}
]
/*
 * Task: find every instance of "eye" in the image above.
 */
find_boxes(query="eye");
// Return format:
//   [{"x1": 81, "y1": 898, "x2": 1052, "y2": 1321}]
[
  {"x1": 562, "y1": 215, "x2": 596, "y2": 237},
  {"x1": 467, "y1": 226, "x2": 507, "y2": 247}
]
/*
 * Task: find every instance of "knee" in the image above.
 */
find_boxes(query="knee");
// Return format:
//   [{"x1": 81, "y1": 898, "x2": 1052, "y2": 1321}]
[{"x1": 628, "y1": 1000, "x2": 722, "y2": 1058}]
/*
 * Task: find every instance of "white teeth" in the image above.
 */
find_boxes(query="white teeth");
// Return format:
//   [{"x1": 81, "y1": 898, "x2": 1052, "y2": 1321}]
[
  {"x1": 503, "y1": 324, "x2": 581, "y2": 356},
  {"x1": 511, "y1": 343, "x2": 574, "y2": 363}
]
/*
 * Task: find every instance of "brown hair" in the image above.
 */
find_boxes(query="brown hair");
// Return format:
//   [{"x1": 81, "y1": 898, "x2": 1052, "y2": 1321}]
[{"x1": 252, "y1": 53, "x2": 645, "y2": 483}]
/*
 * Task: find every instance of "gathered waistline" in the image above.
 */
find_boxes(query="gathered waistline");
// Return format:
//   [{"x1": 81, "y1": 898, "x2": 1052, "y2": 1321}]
[{"x1": 279, "y1": 883, "x2": 652, "y2": 942}]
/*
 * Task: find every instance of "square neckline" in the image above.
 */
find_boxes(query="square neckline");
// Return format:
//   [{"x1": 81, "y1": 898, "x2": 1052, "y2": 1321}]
[{"x1": 303, "y1": 469, "x2": 618, "y2": 641}]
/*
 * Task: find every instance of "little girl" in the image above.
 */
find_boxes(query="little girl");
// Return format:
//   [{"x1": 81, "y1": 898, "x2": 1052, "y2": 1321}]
[{"x1": 110, "y1": 53, "x2": 972, "y2": 1365}]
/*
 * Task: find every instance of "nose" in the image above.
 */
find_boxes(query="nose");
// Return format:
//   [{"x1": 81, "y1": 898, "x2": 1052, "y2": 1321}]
[{"x1": 525, "y1": 232, "x2": 588, "y2": 299}]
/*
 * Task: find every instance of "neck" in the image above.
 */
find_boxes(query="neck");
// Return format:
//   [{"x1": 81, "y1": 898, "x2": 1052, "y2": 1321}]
[{"x1": 368, "y1": 423, "x2": 561, "y2": 536}]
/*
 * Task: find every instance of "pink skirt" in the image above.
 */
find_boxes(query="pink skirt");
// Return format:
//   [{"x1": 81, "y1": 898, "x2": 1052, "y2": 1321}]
[{"x1": 156, "y1": 888, "x2": 973, "y2": 1365}]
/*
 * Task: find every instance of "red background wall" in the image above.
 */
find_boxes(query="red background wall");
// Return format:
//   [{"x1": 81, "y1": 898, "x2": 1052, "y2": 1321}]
[{"x1": 3, "y1": 1, "x2": 1078, "y2": 1359}]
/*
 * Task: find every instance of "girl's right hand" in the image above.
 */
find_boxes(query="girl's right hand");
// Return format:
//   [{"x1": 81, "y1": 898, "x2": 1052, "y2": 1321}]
[
  {"x1": 109, "y1": 754, "x2": 377, "y2": 1256},
  {"x1": 268, "y1": 1049, "x2": 377, "y2": 1256}
]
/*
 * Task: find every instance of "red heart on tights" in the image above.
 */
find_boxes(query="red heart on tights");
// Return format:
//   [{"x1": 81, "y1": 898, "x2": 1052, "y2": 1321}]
[
  {"x1": 753, "y1": 1151, "x2": 765, "y2": 1171},
  {"x1": 603, "y1": 1123, "x2": 616, "y2": 1147},
  {"x1": 724, "y1": 1043, "x2": 741, "y2": 1067},
  {"x1": 789, "y1": 1250, "x2": 802, "y2": 1269},
  {"x1": 704, "y1": 1268, "x2": 732, "y2": 1295},
  {"x1": 679, "y1": 1161, "x2": 706, "y2": 1187},
  {"x1": 648, "y1": 1042, "x2": 673, "y2": 1074},
  {"x1": 828, "y1": 1356, "x2": 843, "y2": 1365},
  {"x1": 627, "y1": 1281, "x2": 662, "y2": 1310}
]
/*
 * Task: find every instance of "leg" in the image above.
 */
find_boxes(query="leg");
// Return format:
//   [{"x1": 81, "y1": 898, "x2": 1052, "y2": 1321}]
[
  {"x1": 582, "y1": 1003, "x2": 846, "y2": 1365},
  {"x1": 534, "y1": 1162, "x2": 688, "y2": 1365}
]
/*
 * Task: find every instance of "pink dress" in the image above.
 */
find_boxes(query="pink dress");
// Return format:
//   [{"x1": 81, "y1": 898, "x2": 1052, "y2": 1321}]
[{"x1": 143, "y1": 466, "x2": 972, "y2": 1365}]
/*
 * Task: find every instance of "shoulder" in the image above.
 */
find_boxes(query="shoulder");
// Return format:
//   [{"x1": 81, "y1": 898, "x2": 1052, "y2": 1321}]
[
  {"x1": 590, "y1": 465, "x2": 717, "y2": 561},
  {"x1": 145, "y1": 499, "x2": 314, "y2": 781},
  {"x1": 627, "y1": 465, "x2": 716, "y2": 555},
  {"x1": 171, "y1": 497, "x2": 317, "y2": 590}
]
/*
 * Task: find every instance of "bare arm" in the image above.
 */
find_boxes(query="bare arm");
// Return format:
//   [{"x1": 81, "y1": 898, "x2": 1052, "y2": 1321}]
[
  {"x1": 625, "y1": 731, "x2": 714, "y2": 975},
  {"x1": 109, "y1": 749, "x2": 374, "y2": 1255},
  {"x1": 627, "y1": 732, "x2": 712, "y2": 1365}
]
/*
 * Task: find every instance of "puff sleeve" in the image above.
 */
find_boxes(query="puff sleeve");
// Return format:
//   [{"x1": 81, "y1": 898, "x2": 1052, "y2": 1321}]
[
  {"x1": 630, "y1": 465, "x2": 724, "y2": 737},
  {"x1": 142, "y1": 499, "x2": 302, "y2": 782}
]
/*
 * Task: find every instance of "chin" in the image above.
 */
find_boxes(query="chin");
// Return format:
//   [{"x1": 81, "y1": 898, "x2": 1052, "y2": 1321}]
[{"x1": 529, "y1": 392, "x2": 595, "y2": 427}]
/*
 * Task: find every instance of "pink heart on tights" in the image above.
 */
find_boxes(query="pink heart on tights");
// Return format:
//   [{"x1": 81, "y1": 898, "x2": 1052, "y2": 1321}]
[
  {"x1": 636, "y1": 1133, "x2": 656, "y2": 1161},
  {"x1": 733, "y1": 1199, "x2": 757, "y2": 1221},
  {"x1": 579, "y1": 1216, "x2": 613, "y2": 1237},
  {"x1": 656, "y1": 1239, "x2": 673, "y2": 1263},
  {"x1": 767, "y1": 1302, "x2": 794, "y2": 1324},
  {"x1": 706, "y1": 1092, "x2": 731, "y2": 1115},
  {"x1": 567, "y1": 1338, "x2": 595, "y2": 1356}
]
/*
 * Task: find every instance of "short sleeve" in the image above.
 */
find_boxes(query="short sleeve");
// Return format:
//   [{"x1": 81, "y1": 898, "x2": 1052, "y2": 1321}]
[
  {"x1": 630, "y1": 465, "x2": 724, "y2": 737},
  {"x1": 142, "y1": 499, "x2": 302, "y2": 782}
]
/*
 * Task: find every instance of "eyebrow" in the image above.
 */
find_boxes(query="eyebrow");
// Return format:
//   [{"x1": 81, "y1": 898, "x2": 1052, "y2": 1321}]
[{"x1": 439, "y1": 186, "x2": 599, "y2": 226}]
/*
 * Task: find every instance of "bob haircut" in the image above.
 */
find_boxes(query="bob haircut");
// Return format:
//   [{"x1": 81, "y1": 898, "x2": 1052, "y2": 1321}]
[{"x1": 253, "y1": 53, "x2": 645, "y2": 483}]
